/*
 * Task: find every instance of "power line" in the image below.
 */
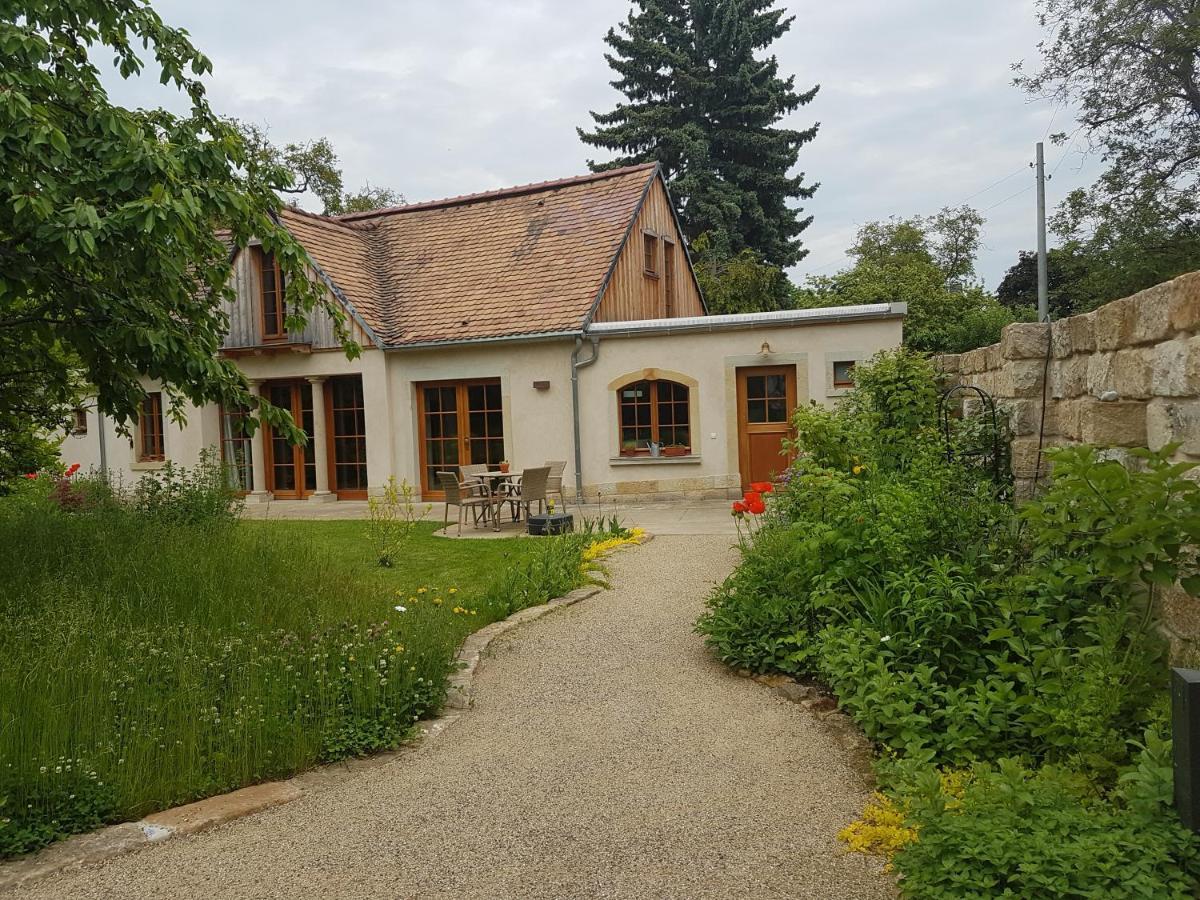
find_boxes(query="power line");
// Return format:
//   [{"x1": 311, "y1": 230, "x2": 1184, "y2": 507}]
[
  {"x1": 1050, "y1": 132, "x2": 1080, "y2": 177},
  {"x1": 954, "y1": 167, "x2": 1028, "y2": 206},
  {"x1": 983, "y1": 182, "x2": 1034, "y2": 212}
]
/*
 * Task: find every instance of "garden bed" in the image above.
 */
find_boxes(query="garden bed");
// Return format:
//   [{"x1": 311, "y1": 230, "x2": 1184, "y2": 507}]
[
  {"x1": 0, "y1": 471, "x2": 624, "y2": 859},
  {"x1": 699, "y1": 349, "x2": 1200, "y2": 898}
]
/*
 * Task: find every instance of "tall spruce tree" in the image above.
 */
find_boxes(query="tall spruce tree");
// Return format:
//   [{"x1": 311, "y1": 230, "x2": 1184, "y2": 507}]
[{"x1": 579, "y1": 0, "x2": 819, "y2": 268}]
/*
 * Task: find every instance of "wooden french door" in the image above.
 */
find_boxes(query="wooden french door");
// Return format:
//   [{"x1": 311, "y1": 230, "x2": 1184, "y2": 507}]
[
  {"x1": 325, "y1": 375, "x2": 368, "y2": 499},
  {"x1": 736, "y1": 366, "x2": 797, "y2": 489},
  {"x1": 264, "y1": 380, "x2": 316, "y2": 499},
  {"x1": 416, "y1": 379, "x2": 504, "y2": 498}
]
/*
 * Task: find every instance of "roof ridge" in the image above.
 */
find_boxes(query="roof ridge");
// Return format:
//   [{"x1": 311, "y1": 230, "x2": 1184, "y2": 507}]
[
  {"x1": 278, "y1": 204, "x2": 373, "y2": 234},
  {"x1": 333, "y1": 162, "x2": 659, "y2": 223}
]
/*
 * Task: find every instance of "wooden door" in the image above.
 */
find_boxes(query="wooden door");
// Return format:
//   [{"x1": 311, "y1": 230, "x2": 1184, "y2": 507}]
[
  {"x1": 264, "y1": 381, "x2": 316, "y2": 498},
  {"x1": 416, "y1": 379, "x2": 504, "y2": 498},
  {"x1": 736, "y1": 366, "x2": 797, "y2": 489}
]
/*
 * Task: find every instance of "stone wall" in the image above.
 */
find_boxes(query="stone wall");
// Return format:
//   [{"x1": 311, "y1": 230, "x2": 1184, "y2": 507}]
[{"x1": 936, "y1": 271, "x2": 1200, "y2": 658}]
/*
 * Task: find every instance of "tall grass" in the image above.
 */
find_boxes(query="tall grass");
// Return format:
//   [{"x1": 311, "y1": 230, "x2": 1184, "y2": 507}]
[{"x1": 0, "y1": 479, "x2": 593, "y2": 858}]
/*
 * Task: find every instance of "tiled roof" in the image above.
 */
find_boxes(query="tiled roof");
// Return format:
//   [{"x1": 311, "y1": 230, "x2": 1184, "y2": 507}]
[{"x1": 277, "y1": 163, "x2": 658, "y2": 347}]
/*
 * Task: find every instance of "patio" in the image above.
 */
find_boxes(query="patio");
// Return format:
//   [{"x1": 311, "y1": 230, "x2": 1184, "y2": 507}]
[{"x1": 239, "y1": 497, "x2": 738, "y2": 536}]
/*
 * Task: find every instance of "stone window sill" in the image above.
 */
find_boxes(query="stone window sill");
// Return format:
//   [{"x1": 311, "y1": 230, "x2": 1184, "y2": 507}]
[
  {"x1": 608, "y1": 455, "x2": 702, "y2": 466},
  {"x1": 130, "y1": 460, "x2": 167, "y2": 471}
]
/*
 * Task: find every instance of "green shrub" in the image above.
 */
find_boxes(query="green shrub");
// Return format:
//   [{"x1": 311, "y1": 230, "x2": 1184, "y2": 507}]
[
  {"x1": 127, "y1": 449, "x2": 243, "y2": 526},
  {"x1": 700, "y1": 348, "x2": 1200, "y2": 896},
  {"x1": 892, "y1": 735, "x2": 1199, "y2": 898}
]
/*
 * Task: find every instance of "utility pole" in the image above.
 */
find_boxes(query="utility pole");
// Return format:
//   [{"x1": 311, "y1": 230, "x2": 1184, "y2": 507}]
[{"x1": 1035, "y1": 141, "x2": 1049, "y2": 323}]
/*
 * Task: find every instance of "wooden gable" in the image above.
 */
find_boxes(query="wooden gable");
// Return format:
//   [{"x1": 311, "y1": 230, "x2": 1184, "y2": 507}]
[
  {"x1": 221, "y1": 245, "x2": 373, "y2": 352},
  {"x1": 591, "y1": 176, "x2": 705, "y2": 323}
]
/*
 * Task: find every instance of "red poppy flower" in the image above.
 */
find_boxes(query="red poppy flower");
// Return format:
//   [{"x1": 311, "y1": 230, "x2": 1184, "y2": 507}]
[
  {"x1": 731, "y1": 500, "x2": 748, "y2": 515},
  {"x1": 750, "y1": 481, "x2": 774, "y2": 494},
  {"x1": 742, "y1": 491, "x2": 766, "y2": 515},
  {"x1": 65, "y1": 463, "x2": 80, "y2": 477}
]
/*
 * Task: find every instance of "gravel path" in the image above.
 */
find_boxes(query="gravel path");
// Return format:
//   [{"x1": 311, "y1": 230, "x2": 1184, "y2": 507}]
[{"x1": 16, "y1": 536, "x2": 891, "y2": 900}]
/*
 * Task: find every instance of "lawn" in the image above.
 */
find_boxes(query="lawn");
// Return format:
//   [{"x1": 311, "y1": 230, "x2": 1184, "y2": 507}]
[
  {"x1": 248, "y1": 520, "x2": 540, "y2": 595},
  {"x1": 0, "y1": 480, "x2": 600, "y2": 859}
]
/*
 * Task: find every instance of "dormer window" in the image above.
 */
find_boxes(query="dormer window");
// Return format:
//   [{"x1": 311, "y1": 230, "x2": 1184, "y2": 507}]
[
  {"x1": 643, "y1": 233, "x2": 659, "y2": 277},
  {"x1": 255, "y1": 246, "x2": 286, "y2": 342}
]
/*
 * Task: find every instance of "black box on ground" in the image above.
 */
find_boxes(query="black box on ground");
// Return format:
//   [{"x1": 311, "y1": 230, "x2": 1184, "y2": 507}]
[{"x1": 527, "y1": 513, "x2": 574, "y2": 535}]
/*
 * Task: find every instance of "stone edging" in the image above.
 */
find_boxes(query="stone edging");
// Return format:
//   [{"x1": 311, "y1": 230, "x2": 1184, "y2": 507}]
[
  {"x1": 737, "y1": 671, "x2": 875, "y2": 778},
  {"x1": 0, "y1": 534, "x2": 651, "y2": 894}
]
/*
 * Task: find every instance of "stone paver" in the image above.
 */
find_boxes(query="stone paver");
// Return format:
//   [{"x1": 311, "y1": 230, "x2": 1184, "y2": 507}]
[
  {"x1": 242, "y1": 499, "x2": 738, "y2": 536},
  {"x1": 12, "y1": 536, "x2": 888, "y2": 900}
]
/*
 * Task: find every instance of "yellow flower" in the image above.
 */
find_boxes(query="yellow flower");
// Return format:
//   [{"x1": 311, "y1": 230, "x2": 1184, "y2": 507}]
[
  {"x1": 838, "y1": 793, "x2": 917, "y2": 868},
  {"x1": 408, "y1": 596, "x2": 417, "y2": 602},
  {"x1": 448, "y1": 587, "x2": 459, "y2": 594},
  {"x1": 417, "y1": 587, "x2": 428, "y2": 594},
  {"x1": 852, "y1": 465, "x2": 864, "y2": 475},
  {"x1": 432, "y1": 597, "x2": 442, "y2": 605},
  {"x1": 394, "y1": 644, "x2": 405, "y2": 654},
  {"x1": 469, "y1": 610, "x2": 477, "y2": 616}
]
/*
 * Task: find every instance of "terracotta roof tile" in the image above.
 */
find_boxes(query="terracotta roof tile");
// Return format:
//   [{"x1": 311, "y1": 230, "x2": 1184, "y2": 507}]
[{"x1": 277, "y1": 164, "x2": 657, "y2": 346}]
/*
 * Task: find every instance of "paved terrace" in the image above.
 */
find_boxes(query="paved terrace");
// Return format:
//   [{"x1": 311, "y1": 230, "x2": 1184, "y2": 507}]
[{"x1": 240, "y1": 498, "x2": 738, "y2": 537}]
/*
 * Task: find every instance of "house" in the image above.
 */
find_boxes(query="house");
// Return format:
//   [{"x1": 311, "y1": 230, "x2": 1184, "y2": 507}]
[{"x1": 66, "y1": 163, "x2": 905, "y2": 502}]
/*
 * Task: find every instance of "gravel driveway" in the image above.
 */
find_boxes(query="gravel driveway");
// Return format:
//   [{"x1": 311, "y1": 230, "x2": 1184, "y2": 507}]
[{"x1": 15, "y1": 535, "x2": 891, "y2": 900}]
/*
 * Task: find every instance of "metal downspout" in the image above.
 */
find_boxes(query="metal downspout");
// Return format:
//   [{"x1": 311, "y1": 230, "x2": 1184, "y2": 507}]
[{"x1": 570, "y1": 335, "x2": 600, "y2": 503}]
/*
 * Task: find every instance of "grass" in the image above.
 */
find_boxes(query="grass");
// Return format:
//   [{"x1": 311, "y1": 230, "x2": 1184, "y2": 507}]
[
  {"x1": 247, "y1": 520, "x2": 540, "y2": 594},
  {"x1": 0, "y1": 493, "x2": 597, "y2": 859}
]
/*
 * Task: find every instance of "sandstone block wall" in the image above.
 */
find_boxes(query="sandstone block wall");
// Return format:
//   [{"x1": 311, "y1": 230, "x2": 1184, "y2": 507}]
[{"x1": 936, "y1": 271, "x2": 1200, "y2": 658}]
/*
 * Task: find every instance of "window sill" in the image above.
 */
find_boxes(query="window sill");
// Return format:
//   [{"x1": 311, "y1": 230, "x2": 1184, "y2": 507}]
[
  {"x1": 609, "y1": 455, "x2": 702, "y2": 466},
  {"x1": 131, "y1": 460, "x2": 167, "y2": 471}
]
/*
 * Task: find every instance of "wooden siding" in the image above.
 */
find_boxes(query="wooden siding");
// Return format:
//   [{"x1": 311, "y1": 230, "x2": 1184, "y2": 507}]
[
  {"x1": 221, "y1": 247, "x2": 368, "y2": 350},
  {"x1": 592, "y1": 179, "x2": 704, "y2": 323}
]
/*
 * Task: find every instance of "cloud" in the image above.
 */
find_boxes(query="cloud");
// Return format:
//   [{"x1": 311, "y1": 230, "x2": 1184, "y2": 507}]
[{"x1": 105, "y1": 0, "x2": 1104, "y2": 290}]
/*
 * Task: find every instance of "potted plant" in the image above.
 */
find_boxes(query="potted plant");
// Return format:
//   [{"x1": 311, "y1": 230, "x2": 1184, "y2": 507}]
[
  {"x1": 498, "y1": 460, "x2": 510, "y2": 473},
  {"x1": 663, "y1": 444, "x2": 689, "y2": 457},
  {"x1": 620, "y1": 440, "x2": 639, "y2": 457}
]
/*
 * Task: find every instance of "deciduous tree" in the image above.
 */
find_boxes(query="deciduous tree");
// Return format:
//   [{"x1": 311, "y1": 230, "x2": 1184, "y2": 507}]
[
  {"x1": 1016, "y1": 0, "x2": 1200, "y2": 304},
  {"x1": 0, "y1": 0, "x2": 356, "y2": 482}
]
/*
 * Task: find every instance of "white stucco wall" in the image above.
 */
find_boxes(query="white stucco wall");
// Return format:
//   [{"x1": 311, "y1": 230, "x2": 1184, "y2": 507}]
[
  {"x1": 385, "y1": 341, "x2": 577, "y2": 496},
  {"x1": 64, "y1": 392, "x2": 220, "y2": 486},
  {"x1": 65, "y1": 348, "x2": 386, "y2": 490},
  {"x1": 64, "y1": 315, "x2": 903, "y2": 502},
  {"x1": 573, "y1": 317, "x2": 903, "y2": 499}
]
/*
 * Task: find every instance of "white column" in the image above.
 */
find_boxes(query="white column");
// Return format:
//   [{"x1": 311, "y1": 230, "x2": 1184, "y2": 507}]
[
  {"x1": 307, "y1": 376, "x2": 336, "y2": 502},
  {"x1": 245, "y1": 380, "x2": 273, "y2": 504}
]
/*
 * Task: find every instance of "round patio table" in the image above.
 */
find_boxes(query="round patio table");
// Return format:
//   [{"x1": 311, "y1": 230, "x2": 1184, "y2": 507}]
[{"x1": 475, "y1": 470, "x2": 518, "y2": 531}]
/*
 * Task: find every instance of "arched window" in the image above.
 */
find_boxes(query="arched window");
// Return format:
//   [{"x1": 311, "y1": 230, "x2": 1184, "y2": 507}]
[{"x1": 617, "y1": 379, "x2": 690, "y2": 455}]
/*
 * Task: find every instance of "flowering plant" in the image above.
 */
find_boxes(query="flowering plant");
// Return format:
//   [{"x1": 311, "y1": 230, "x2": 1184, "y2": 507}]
[{"x1": 730, "y1": 481, "x2": 774, "y2": 545}]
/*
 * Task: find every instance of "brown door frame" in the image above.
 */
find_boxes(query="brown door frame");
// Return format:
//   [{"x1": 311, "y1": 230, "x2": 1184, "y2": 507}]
[
  {"x1": 262, "y1": 379, "x2": 313, "y2": 499},
  {"x1": 415, "y1": 378, "x2": 503, "y2": 499},
  {"x1": 735, "y1": 365, "x2": 798, "y2": 490}
]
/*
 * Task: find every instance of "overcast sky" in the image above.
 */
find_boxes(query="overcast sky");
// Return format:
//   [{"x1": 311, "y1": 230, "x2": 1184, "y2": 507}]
[{"x1": 109, "y1": 0, "x2": 1104, "y2": 290}]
